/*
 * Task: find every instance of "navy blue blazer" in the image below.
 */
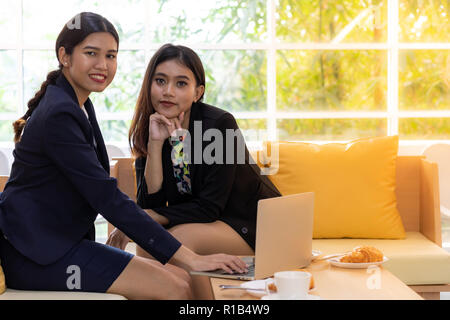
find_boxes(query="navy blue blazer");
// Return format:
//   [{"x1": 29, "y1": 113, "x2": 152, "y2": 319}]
[{"x1": 0, "y1": 74, "x2": 181, "y2": 265}]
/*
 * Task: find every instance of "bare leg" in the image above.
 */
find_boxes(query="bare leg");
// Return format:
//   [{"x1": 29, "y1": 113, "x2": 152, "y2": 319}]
[
  {"x1": 136, "y1": 244, "x2": 154, "y2": 259},
  {"x1": 106, "y1": 255, "x2": 193, "y2": 300},
  {"x1": 136, "y1": 221, "x2": 254, "y2": 257},
  {"x1": 167, "y1": 221, "x2": 254, "y2": 256}
]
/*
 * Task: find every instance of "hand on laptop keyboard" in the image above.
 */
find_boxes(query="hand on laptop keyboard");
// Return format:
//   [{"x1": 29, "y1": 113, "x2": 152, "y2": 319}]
[
  {"x1": 220, "y1": 263, "x2": 254, "y2": 275},
  {"x1": 188, "y1": 252, "x2": 249, "y2": 274}
]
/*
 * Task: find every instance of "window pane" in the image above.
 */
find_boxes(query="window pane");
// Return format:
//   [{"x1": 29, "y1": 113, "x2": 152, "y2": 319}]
[
  {"x1": 148, "y1": 0, "x2": 267, "y2": 43},
  {"x1": 399, "y1": 118, "x2": 450, "y2": 140},
  {"x1": 236, "y1": 119, "x2": 267, "y2": 142},
  {"x1": 0, "y1": 121, "x2": 14, "y2": 142},
  {"x1": 399, "y1": 0, "x2": 450, "y2": 42},
  {"x1": 90, "y1": 50, "x2": 145, "y2": 113},
  {"x1": 0, "y1": 50, "x2": 18, "y2": 113},
  {"x1": 277, "y1": 118, "x2": 387, "y2": 141},
  {"x1": 94, "y1": 218, "x2": 108, "y2": 244},
  {"x1": 95, "y1": 0, "x2": 146, "y2": 46},
  {"x1": 23, "y1": 50, "x2": 58, "y2": 106},
  {"x1": 23, "y1": 0, "x2": 145, "y2": 46},
  {"x1": 399, "y1": 50, "x2": 450, "y2": 110},
  {"x1": 277, "y1": 50, "x2": 387, "y2": 111},
  {"x1": 99, "y1": 120, "x2": 131, "y2": 142},
  {"x1": 276, "y1": 0, "x2": 387, "y2": 43},
  {"x1": 0, "y1": 0, "x2": 18, "y2": 45},
  {"x1": 200, "y1": 50, "x2": 267, "y2": 112}
]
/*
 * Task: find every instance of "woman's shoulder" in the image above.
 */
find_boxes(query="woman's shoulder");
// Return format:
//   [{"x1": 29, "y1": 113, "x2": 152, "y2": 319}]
[
  {"x1": 196, "y1": 102, "x2": 237, "y2": 128},
  {"x1": 38, "y1": 85, "x2": 79, "y2": 116}
]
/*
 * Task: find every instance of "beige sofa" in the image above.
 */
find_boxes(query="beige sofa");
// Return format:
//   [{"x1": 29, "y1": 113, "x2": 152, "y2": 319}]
[{"x1": 109, "y1": 155, "x2": 450, "y2": 300}]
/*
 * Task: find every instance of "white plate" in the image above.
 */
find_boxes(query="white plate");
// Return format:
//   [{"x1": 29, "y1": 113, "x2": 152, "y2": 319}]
[
  {"x1": 261, "y1": 293, "x2": 321, "y2": 300},
  {"x1": 312, "y1": 250, "x2": 322, "y2": 260},
  {"x1": 329, "y1": 256, "x2": 389, "y2": 269},
  {"x1": 241, "y1": 278, "x2": 315, "y2": 298}
]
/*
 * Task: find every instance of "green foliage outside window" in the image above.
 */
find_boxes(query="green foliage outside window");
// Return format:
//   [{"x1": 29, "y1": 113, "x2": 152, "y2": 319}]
[
  {"x1": 0, "y1": 51, "x2": 17, "y2": 114},
  {"x1": 277, "y1": 50, "x2": 387, "y2": 112},
  {"x1": 0, "y1": 0, "x2": 448, "y2": 143},
  {"x1": 200, "y1": 50, "x2": 267, "y2": 113},
  {"x1": 400, "y1": 118, "x2": 450, "y2": 140},
  {"x1": 399, "y1": 0, "x2": 450, "y2": 42},
  {"x1": 276, "y1": 0, "x2": 387, "y2": 42},
  {"x1": 399, "y1": 50, "x2": 449, "y2": 111},
  {"x1": 278, "y1": 118, "x2": 386, "y2": 141}
]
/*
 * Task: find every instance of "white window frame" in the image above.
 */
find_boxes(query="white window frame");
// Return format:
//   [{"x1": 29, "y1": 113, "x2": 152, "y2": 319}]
[{"x1": 0, "y1": 0, "x2": 449, "y2": 150}]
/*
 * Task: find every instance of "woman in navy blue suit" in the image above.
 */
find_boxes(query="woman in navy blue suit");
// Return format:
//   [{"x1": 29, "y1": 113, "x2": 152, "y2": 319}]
[{"x1": 0, "y1": 12, "x2": 246, "y2": 299}]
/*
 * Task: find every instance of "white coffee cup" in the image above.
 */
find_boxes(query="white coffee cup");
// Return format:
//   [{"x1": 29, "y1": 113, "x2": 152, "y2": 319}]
[{"x1": 267, "y1": 271, "x2": 311, "y2": 299}]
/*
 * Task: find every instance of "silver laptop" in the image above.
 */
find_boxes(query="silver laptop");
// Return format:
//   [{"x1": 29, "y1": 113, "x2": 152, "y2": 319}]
[{"x1": 190, "y1": 192, "x2": 314, "y2": 280}]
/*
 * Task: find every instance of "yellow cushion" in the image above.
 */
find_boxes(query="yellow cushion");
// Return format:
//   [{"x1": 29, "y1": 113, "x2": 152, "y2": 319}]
[
  {"x1": 0, "y1": 263, "x2": 5, "y2": 295},
  {"x1": 312, "y1": 232, "x2": 450, "y2": 285},
  {"x1": 266, "y1": 135, "x2": 406, "y2": 239}
]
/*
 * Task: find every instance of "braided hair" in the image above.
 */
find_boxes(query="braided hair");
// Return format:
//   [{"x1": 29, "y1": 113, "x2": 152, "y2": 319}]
[{"x1": 13, "y1": 12, "x2": 119, "y2": 143}]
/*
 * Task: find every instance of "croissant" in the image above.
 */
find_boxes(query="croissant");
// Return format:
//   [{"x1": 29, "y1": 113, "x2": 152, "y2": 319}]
[{"x1": 340, "y1": 246, "x2": 383, "y2": 263}]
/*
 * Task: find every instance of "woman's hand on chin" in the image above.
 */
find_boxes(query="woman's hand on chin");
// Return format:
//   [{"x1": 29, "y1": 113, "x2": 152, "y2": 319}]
[
  {"x1": 149, "y1": 112, "x2": 172, "y2": 142},
  {"x1": 149, "y1": 111, "x2": 185, "y2": 143}
]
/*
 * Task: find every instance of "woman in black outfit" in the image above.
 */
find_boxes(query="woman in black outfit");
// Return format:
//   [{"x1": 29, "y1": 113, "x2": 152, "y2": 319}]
[{"x1": 107, "y1": 44, "x2": 280, "y2": 258}]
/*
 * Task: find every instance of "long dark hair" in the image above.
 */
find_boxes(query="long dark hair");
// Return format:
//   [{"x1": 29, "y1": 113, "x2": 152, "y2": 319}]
[
  {"x1": 13, "y1": 12, "x2": 119, "y2": 143},
  {"x1": 129, "y1": 44, "x2": 206, "y2": 158}
]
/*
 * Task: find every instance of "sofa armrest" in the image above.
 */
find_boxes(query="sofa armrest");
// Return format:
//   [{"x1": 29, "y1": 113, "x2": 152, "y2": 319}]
[
  {"x1": 420, "y1": 158, "x2": 442, "y2": 247},
  {"x1": 110, "y1": 160, "x2": 118, "y2": 179},
  {"x1": 108, "y1": 157, "x2": 136, "y2": 237},
  {"x1": 107, "y1": 160, "x2": 119, "y2": 236},
  {"x1": 0, "y1": 175, "x2": 8, "y2": 192}
]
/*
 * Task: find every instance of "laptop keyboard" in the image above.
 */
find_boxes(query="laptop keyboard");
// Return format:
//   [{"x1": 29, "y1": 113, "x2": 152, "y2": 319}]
[
  {"x1": 240, "y1": 262, "x2": 255, "y2": 275},
  {"x1": 223, "y1": 257, "x2": 255, "y2": 276}
]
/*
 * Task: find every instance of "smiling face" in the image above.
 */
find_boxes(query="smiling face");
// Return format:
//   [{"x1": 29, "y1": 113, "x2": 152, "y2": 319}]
[
  {"x1": 150, "y1": 59, "x2": 205, "y2": 121},
  {"x1": 59, "y1": 32, "x2": 118, "y2": 106}
]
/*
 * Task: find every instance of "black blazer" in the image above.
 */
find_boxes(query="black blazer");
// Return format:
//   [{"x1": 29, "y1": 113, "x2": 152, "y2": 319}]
[
  {"x1": 0, "y1": 74, "x2": 181, "y2": 265},
  {"x1": 135, "y1": 102, "x2": 281, "y2": 249}
]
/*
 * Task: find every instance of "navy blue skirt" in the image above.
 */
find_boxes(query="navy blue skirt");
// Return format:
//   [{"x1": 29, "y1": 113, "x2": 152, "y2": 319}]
[{"x1": 0, "y1": 234, "x2": 133, "y2": 293}]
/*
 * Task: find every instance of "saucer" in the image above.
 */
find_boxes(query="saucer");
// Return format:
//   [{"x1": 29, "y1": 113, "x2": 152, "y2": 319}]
[
  {"x1": 261, "y1": 293, "x2": 321, "y2": 300},
  {"x1": 242, "y1": 278, "x2": 316, "y2": 298}
]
